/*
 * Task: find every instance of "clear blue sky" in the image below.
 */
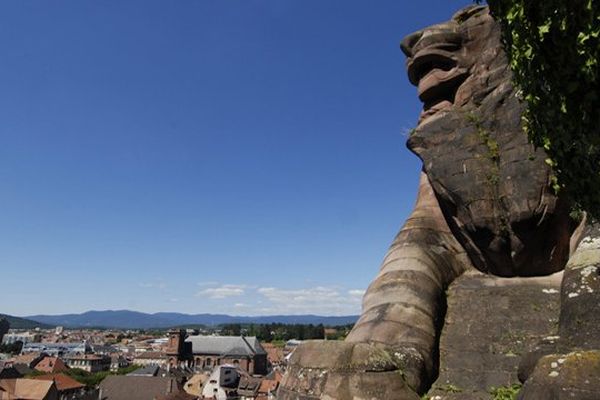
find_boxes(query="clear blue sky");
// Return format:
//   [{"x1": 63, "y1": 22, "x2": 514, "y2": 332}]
[{"x1": 1, "y1": 1, "x2": 472, "y2": 316}]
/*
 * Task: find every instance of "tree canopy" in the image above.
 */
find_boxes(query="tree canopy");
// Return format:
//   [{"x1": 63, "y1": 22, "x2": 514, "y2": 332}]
[{"x1": 484, "y1": 0, "x2": 600, "y2": 219}]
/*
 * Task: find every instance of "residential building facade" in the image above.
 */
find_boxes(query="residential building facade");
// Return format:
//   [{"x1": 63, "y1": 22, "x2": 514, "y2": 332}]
[
  {"x1": 21, "y1": 342, "x2": 92, "y2": 356},
  {"x1": 63, "y1": 354, "x2": 110, "y2": 373},
  {"x1": 3, "y1": 332, "x2": 42, "y2": 346},
  {"x1": 132, "y1": 351, "x2": 168, "y2": 367}
]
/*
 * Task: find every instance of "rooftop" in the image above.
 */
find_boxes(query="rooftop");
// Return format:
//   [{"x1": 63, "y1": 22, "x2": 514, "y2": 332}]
[
  {"x1": 0, "y1": 378, "x2": 56, "y2": 400},
  {"x1": 34, "y1": 357, "x2": 69, "y2": 373},
  {"x1": 64, "y1": 354, "x2": 107, "y2": 361},
  {"x1": 33, "y1": 373, "x2": 85, "y2": 392},
  {"x1": 184, "y1": 336, "x2": 266, "y2": 357},
  {"x1": 127, "y1": 365, "x2": 159, "y2": 377},
  {"x1": 133, "y1": 351, "x2": 167, "y2": 360},
  {"x1": 98, "y1": 375, "x2": 180, "y2": 400}
]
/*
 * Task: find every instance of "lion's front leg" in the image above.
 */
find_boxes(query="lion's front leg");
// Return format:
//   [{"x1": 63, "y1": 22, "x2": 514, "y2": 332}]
[
  {"x1": 277, "y1": 173, "x2": 472, "y2": 399},
  {"x1": 346, "y1": 172, "x2": 470, "y2": 393}
]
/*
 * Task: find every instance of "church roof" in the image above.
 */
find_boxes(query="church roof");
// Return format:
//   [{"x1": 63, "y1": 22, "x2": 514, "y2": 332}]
[{"x1": 184, "y1": 336, "x2": 266, "y2": 357}]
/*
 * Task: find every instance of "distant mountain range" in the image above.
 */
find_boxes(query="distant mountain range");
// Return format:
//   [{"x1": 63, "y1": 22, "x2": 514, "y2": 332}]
[
  {"x1": 23, "y1": 310, "x2": 358, "y2": 329},
  {"x1": 0, "y1": 314, "x2": 53, "y2": 329}
]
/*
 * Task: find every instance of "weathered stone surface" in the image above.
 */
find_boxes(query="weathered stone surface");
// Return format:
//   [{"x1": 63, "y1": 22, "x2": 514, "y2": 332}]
[
  {"x1": 425, "y1": 271, "x2": 561, "y2": 400},
  {"x1": 518, "y1": 351, "x2": 600, "y2": 400},
  {"x1": 516, "y1": 224, "x2": 600, "y2": 399},
  {"x1": 518, "y1": 224, "x2": 600, "y2": 377},
  {"x1": 558, "y1": 225, "x2": 600, "y2": 349},
  {"x1": 278, "y1": 341, "x2": 420, "y2": 400}
]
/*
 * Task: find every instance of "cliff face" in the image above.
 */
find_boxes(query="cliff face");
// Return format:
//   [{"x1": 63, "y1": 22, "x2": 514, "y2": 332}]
[{"x1": 277, "y1": 6, "x2": 600, "y2": 400}]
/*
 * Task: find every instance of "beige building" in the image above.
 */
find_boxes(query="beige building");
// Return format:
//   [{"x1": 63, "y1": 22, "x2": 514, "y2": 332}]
[
  {"x1": 182, "y1": 373, "x2": 209, "y2": 397},
  {"x1": 132, "y1": 351, "x2": 168, "y2": 367},
  {"x1": 200, "y1": 366, "x2": 240, "y2": 400},
  {"x1": 64, "y1": 354, "x2": 110, "y2": 373}
]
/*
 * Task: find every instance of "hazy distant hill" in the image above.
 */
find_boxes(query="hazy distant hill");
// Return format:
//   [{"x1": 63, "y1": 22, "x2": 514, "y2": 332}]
[
  {"x1": 25, "y1": 310, "x2": 358, "y2": 329},
  {"x1": 0, "y1": 314, "x2": 53, "y2": 329}
]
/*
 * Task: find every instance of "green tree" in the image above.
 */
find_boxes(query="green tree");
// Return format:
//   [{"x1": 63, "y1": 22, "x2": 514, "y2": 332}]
[
  {"x1": 483, "y1": 0, "x2": 600, "y2": 218},
  {"x1": 221, "y1": 323, "x2": 242, "y2": 336},
  {"x1": 257, "y1": 325, "x2": 273, "y2": 342},
  {"x1": 0, "y1": 341, "x2": 23, "y2": 355},
  {"x1": 64, "y1": 365, "x2": 141, "y2": 388}
]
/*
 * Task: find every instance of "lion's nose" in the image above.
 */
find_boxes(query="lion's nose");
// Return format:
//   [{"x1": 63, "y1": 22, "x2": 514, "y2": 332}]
[
  {"x1": 400, "y1": 30, "x2": 423, "y2": 58},
  {"x1": 401, "y1": 22, "x2": 461, "y2": 59}
]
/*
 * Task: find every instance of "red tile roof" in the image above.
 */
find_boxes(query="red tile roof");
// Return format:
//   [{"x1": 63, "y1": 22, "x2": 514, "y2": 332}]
[
  {"x1": 34, "y1": 357, "x2": 69, "y2": 373},
  {"x1": 0, "y1": 378, "x2": 57, "y2": 399},
  {"x1": 155, "y1": 392, "x2": 198, "y2": 400},
  {"x1": 10, "y1": 353, "x2": 43, "y2": 368},
  {"x1": 33, "y1": 373, "x2": 85, "y2": 392},
  {"x1": 258, "y1": 378, "x2": 279, "y2": 394},
  {"x1": 262, "y1": 344, "x2": 284, "y2": 364}
]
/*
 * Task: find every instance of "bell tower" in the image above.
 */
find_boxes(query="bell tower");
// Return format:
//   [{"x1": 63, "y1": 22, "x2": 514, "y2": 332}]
[{"x1": 166, "y1": 329, "x2": 186, "y2": 367}]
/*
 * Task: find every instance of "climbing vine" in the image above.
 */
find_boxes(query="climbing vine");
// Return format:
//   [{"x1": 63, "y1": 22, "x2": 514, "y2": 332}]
[{"x1": 481, "y1": 0, "x2": 600, "y2": 219}]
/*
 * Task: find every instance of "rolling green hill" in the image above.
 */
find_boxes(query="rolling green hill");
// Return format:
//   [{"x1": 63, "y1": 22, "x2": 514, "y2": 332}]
[{"x1": 0, "y1": 314, "x2": 53, "y2": 329}]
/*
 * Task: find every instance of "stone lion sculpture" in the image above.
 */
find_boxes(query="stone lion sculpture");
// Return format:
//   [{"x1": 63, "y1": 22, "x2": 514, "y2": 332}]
[{"x1": 277, "y1": 5, "x2": 599, "y2": 400}]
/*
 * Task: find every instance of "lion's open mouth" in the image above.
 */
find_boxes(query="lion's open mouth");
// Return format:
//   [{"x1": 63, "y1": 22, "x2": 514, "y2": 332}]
[
  {"x1": 407, "y1": 47, "x2": 468, "y2": 123},
  {"x1": 408, "y1": 49, "x2": 468, "y2": 104},
  {"x1": 408, "y1": 49, "x2": 457, "y2": 84}
]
